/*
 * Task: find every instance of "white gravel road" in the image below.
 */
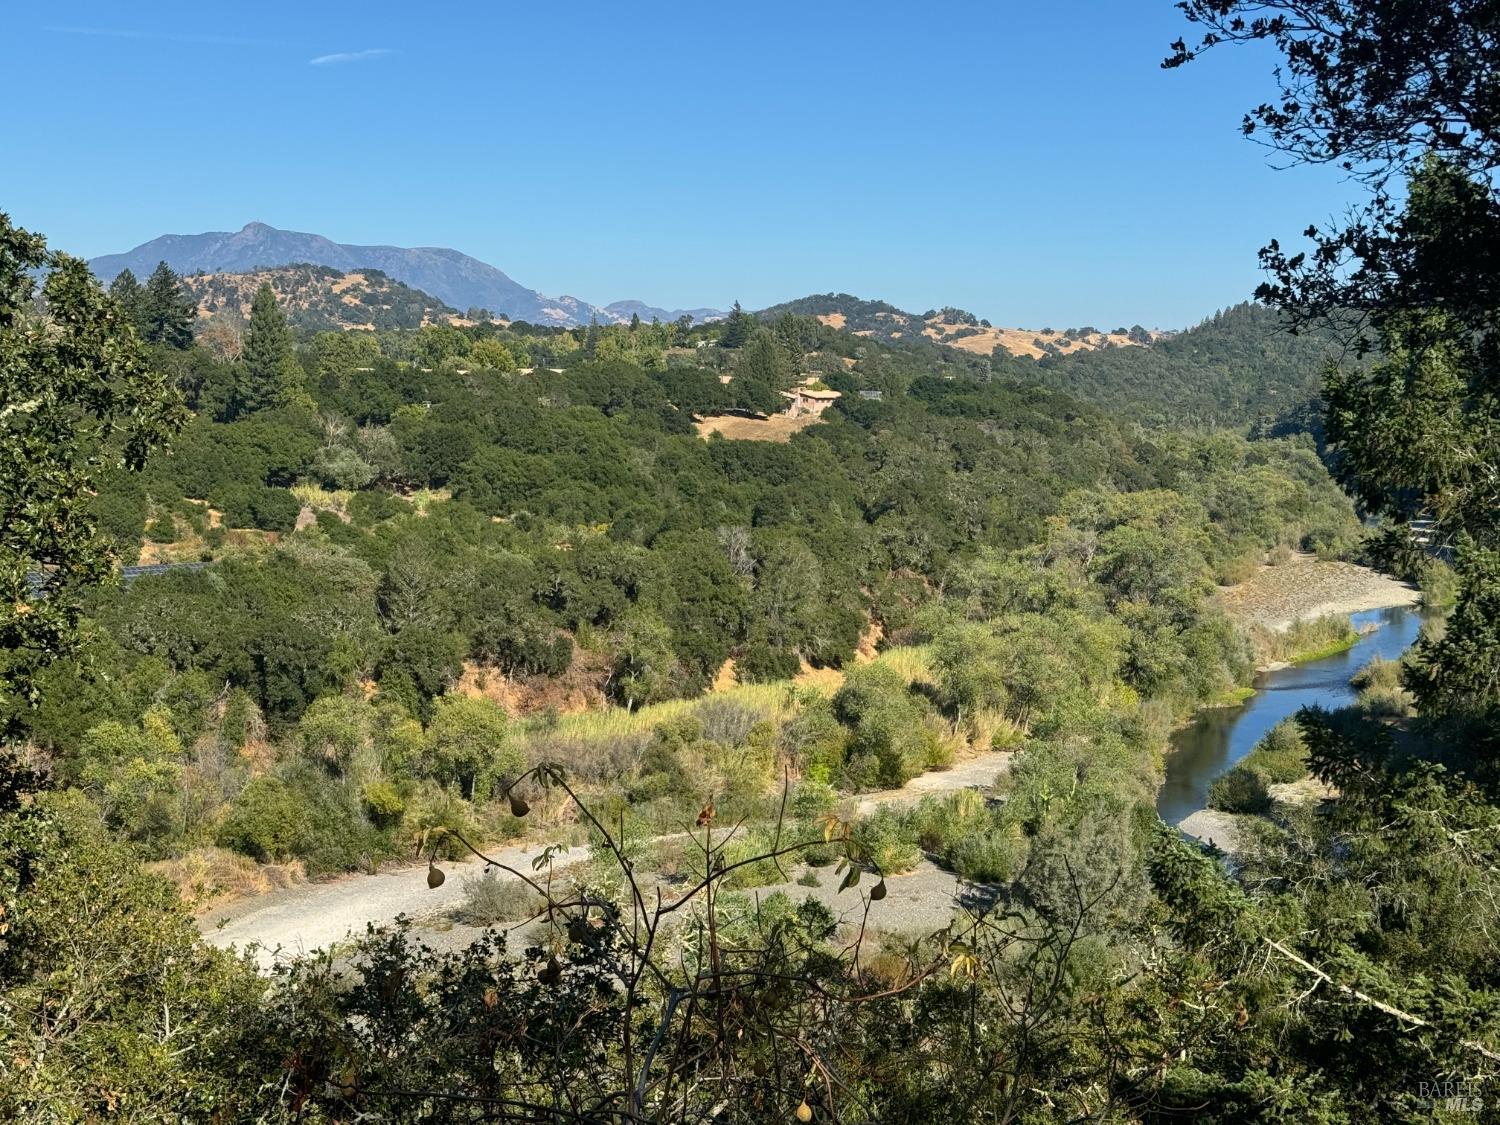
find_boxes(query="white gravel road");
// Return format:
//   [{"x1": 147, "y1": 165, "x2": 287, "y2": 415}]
[{"x1": 200, "y1": 750, "x2": 1014, "y2": 968}]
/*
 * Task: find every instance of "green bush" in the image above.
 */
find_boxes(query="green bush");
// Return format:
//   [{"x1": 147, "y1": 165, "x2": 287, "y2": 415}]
[
  {"x1": 1351, "y1": 657, "x2": 1413, "y2": 718},
  {"x1": 721, "y1": 828, "x2": 794, "y2": 889},
  {"x1": 1242, "y1": 719, "x2": 1308, "y2": 784},
  {"x1": 216, "y1": 776, "x2": 304, "y2": 862},
  {"x1": 737, "y1": 642, "x2": 801, "y2": 683},
  {"x1": 348, "y1": 488, "x2": 405, "y2": 526},
  {"x1": 217, "y1": 765, "x2": 383, "y2": 873},
  {"x1": 905, "y1": 791, "x2": 988, "y2": 853},
  {"x1": 1419, "y1": 560, "x2": 1459, "y2": 608},
  {"x1": 457, "y1": 870, "x2": 546, "y2": 926},
  {"x1": 361, "y1": 779, "x2": 406, "y2": 828},
  {"x1": 91, "y1": 471, "x2": 148, "y2": 557},
  {"x1": 790, "y1": 779, "x2": 836, "y2": 820},
  {"x1": 950, "y1": 830, "x2": 1020, "y2": 883},
  {"x1": 779, "y1": 699, "x2": 847, "y2": 784},
  {"x1": 215, "y1": 484, "x2": 301, "y2": 532},
  {"x1": 834, "y1": 664, "x2": 936, "y2": 788},
  {"x1": 403, "y1": 785, "x2": 475, "y2": 861},
  {"x1": 853, "y1": 808, "x2": 920, "y2": 875},
  {"x1": 1207, "y1": 764, "x2": 1272, "y2": 815}
]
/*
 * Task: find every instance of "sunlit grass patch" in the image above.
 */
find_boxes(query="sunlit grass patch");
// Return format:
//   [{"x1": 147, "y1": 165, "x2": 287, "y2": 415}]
[
  {"x1": 870, "y1": 643, "x2": 933, "y2": 685},
  {"x1": 1255, "y1": 614, "x2": 1358, "y2": 665},
  {"x1": 290, "y1": 482, "x2": 355, "y2": 517}
]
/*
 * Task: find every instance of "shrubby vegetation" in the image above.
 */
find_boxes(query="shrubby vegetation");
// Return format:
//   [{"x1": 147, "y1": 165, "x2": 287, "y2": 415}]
[
  {"x1": 20, "y1": 303, "x2": 1360, "y2": 877},
  {"x1": 1206, "y1": 719, "x2": 1309, "y2": 814},
  {"x1": 7, "y1": 4, "x2": 1500, "y2": 1109}
]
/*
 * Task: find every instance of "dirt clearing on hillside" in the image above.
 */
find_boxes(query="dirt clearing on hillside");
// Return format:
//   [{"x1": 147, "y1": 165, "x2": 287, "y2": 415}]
[{"x1": 695, "y1": 413, "x2": 822, "y2": 442}]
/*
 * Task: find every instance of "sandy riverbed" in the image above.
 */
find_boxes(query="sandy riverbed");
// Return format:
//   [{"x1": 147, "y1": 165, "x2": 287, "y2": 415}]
[{"x1": 1216, "y1": 554, "x2": 1419, "y2": 632}]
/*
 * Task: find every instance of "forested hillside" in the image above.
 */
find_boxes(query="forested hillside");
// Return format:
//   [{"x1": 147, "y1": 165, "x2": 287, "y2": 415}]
[
  {"x1": 1028, "y1": 301, "x2": 1351, "y2": 426},
  {"x1": 755, "y1": 296, "x2": 1347, "y2": 431},
  {"x1": 180, "y1": 265, "x2": 460, "y2": 332},
  {"x1": 759, "y1": 292, "x2": 1159, "y2": 359}
]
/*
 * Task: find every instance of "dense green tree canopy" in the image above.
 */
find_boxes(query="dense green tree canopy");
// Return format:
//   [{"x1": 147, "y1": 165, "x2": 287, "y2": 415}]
[
  {"x1": 0, "y1": 215, "x2": 185, "y2": 732},
  {"x1": 140, "y1": 260, "x2": 195, "y2": 349}
]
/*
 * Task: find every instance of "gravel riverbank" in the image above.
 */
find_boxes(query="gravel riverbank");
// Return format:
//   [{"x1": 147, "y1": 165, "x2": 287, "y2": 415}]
[{"x1": 1216, "y1": 554, "x2": 1419, "y2": 632}]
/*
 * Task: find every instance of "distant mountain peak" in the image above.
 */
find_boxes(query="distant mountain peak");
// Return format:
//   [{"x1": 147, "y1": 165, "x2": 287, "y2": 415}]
[
  {"x1": 603, "y1": 299, "x2": 727, "y2": 324},
  {"x1": 89, "y1": 222, "x2": 726, "y2": 328}
]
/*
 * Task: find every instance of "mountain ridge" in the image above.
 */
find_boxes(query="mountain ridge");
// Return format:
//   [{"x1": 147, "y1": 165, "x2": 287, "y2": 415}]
[
  {"x1": 755, "y1": 292, "x2": 1165, "y2": 358},
  {"x1": 179, "y1": 264, "x2": 461, "y2": 332},
  {"x1": 89, "y1": 222, "x2": 726, "y2": 328}
]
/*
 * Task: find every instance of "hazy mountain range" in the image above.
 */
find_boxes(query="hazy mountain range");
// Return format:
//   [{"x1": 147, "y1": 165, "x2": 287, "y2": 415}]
[{"x1": 88, "y1": 222, "x2": 726, "y2": 327}]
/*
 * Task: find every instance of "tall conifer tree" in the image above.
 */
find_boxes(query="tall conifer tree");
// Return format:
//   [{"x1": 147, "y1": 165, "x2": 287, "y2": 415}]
[
  {"x1": 106, "y1": 268, "x2": 145, "y2": 335},
  {"x1": 235, "y1": 283, "x2": 302, "y2": 416},
  {"x1": 140, "y1": 261, "x2": 194, "y2": 349},
  {"x1": 719, "y1": 300, "x2": 753, "y2": 348}
]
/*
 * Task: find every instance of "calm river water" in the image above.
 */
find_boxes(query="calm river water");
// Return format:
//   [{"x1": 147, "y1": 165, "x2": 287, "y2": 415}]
[{"x1": 1156, "y1": 605, "x2": 1425, "y2": 826}]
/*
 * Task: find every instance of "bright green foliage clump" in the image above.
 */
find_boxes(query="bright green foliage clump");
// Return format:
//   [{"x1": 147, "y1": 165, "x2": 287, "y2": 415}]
[{"x1": 0, "y1": 214, "x2": 185, "y2": 731}]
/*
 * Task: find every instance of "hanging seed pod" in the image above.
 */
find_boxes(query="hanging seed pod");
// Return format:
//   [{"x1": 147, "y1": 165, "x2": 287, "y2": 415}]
[
  {"x1": 567, "y1": 916, "x2": 587, "y2": 944},
  {"x1": 795, "y1": 1100, "x2": 813, "y2": 1122},
  {"x1": 538, "y1": 954, "x2": 562, "y2": 985},
  {"x1": 427, "y1": 862, "x2": 445, "y2": 889},
  {"x1": 508, "y1": 791, "x2": 530, "y2": 818},
  {"x1": 870, "y1": 878, "x2": 887, "y2": 901}
]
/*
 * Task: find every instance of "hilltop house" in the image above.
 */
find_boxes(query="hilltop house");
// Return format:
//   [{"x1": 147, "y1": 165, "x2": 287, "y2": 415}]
[{"x1": 780, "y1": 385, "x2": 841, "y2": 418}]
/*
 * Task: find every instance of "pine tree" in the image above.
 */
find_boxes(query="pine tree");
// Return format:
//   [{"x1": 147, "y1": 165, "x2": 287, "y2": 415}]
[
  {"x1": 140, "y1": 261, "x2": 194, "y2": 349},
  {"x1": 235, "y1": 283, "x2": 303, "y2": 416},
  {"x1": 719, "y1": 300, "x2": 753, "y2": 348},
  {"x1": 107, "y1": 268, "x2": 145, "y2": 335},
  {"x1": 732, "y1": 327, "x2": 792, "y2": 414}
]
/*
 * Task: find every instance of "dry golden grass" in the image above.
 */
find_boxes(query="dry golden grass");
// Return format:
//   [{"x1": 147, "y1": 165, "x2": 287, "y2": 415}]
[
  {"x1": 330, "y1": 271, "x2": 366, "y2": 295},
  {"x1": 711, "y1": 658, "x2": 739, "y2": 692},
  {"x1": 291, "y1": 483, "x2": 355, "y2": 518},
  {"x1": 538, "y1": 642, "x2": 934, "y2": 750},
  {"x1": 921, "y1": 320, "x2": 1158, "y2": 359},
  {"x1": 147, "y1": 847, "x2": 305, "y2": 912},
  {"x1": 695, "y1": 414, "x2": 822, "y2": 443},
  {"x1": 817, "y1": 312, "x2": 847, "y2": 330}
]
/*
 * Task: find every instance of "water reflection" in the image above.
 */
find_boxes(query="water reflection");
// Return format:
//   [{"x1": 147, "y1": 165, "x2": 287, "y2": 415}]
[{"x1": 1156, "y1": 606, "x2": 1424, "y2": 826}]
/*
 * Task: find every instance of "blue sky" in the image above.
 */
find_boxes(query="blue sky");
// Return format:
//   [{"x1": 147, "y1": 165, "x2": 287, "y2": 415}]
[{"x1": 3, "y1": 1, "x2": 1357, "y2": 328}]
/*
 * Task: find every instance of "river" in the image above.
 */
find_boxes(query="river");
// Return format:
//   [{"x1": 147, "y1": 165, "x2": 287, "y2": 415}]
[{"x1": 1157, "y1": 605, "x2": 1425, "y2": 826}]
